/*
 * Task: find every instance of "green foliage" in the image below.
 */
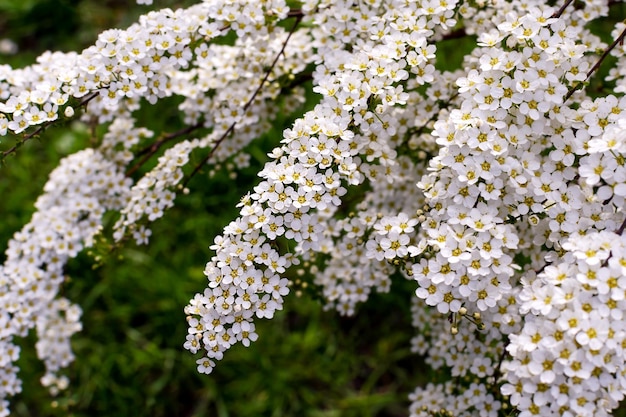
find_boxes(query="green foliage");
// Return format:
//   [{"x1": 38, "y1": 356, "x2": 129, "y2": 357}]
[
  {"x1": 4, "y1": 1, "x2": 626, "y2": 417},
  {"x1": 0, "y1": 1, "x2": 475, "y2": 415},
  {"x1": 5, "y1": 138, "x2": 425, "y2": 416},
  {"x1": 0, "y1": 3, "x2": 427, "y2": 416}
]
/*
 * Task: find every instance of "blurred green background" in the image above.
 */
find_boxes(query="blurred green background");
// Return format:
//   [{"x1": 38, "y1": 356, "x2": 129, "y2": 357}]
[
  {"x1": 2, "y1": 1, "x2": 626, "y2": 417},
  {"x1": 0, "y1": 1, "x2": 424, "y2": 416}
]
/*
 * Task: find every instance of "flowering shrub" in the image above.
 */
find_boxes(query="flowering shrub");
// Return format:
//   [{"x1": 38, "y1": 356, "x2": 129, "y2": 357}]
[{"x1": 1, "y1": 0, "x2": 626, "y2": 416}]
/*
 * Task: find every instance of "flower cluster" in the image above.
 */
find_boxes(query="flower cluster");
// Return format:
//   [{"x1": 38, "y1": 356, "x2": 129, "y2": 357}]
[
  {"x1": 407, "y1": 283, "x2": 521, "y2": 416},
  {"x1": 414, "y1": 0, "x2": 608, "y2": 315},
  {"x1": 0, "y1": 0, "x2": 310, "y2": 413},
  {"x1": 403, "y1": 0, "x2": 626, "y2": 414},
  {"x1": 504, "y1": 231, "x2": 626, "y2": 416},
  {"x1": 0, "y1": 0, "x2": 291, "y2": 136},
  {"x1": 183, "y1": 0, "x2": 458, "y2": 374},
  {"x1": 1, "y1": 0, "x2": 626, "y2": 416},
  {"x1": 109, "y1": 12, "x2": 313, "y2": 244},
  {"x1": 0, "y1": 147, "x2": 130, "y2": 416}
]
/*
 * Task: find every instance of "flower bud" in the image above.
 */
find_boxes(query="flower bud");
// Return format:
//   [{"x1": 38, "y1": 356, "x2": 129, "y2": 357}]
[{"x1": 64, "y1": 106, "x2": 75, "y2": 118}]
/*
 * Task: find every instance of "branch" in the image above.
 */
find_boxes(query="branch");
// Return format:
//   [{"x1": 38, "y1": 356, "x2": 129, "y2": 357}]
[
  {"x1": 491, "y1": 337, "x2": 510, "y2": 390},
  {"x1": 279, "y1": 71, "x2": 313, "y2": 94},
  {"x1": 125, "y1": 122, "x2": 204, "y2": 177},
  {"x1": 551, "y1": 0, "x2": 575, "y2": 19},
  {"x1": 182, "y1": 14, "x2": 303, "y2": 188},
  {"x1": 598, "y1": 216, "x2": 626, "y2": 268},
  {"x1": 440, "y1": 28, "x2": 467, "y2": 41},
  {"x1": 1, "y1": 91, "x2": 100, "y2": 161},
  {"x1": 563, "y1": 25, "x2": 626, "y2": 102},
  {"x1": 402, "y1": 90, "x2": 460, "y2": 145},
  {"x1": 287, "y1": 9, "x2": 304, "y2": 18},
  {"x1": 617, "y1": 216, "x2": 626, "y2": 236}
]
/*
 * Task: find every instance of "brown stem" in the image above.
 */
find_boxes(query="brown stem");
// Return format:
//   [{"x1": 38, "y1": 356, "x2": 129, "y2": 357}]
[
  {"x1": 617, "y1": 216, "x2": 626, "y2": 236},
  {"x1": 1, "y1": 91, "x2": 100, "y2": 160},
  {"x1": 183, "y1": 15, "x2": 303, "y2": 188},
  {"x1": 599, "y1": 216, "x2": 626, "y2": 268},
  {"x1": 125, "y1": 122, "x2": 204, "y2": 177},
  {"x1": 79, "y1": 91, "x2": 100, "y2": 107},
  {"x1": 440, "y1": 28, "x2": 467, "y2": 41},
  {"x1": 403, "y1": 90, "x2": 460, "y2": 144},
  {"x1": 551, "y1": 0, "x2": 576, "y2": 19},
  {"x1": 287, "y1": 9, "x2": 304, "y2": 18},
  {"x1": 564, "y1": 25, "x2": 626, "y2": 102},
  {"x1": 279, "y1": 72, "x2": 313, "y2": 94},
  {"x1": 490, "y1": 337, "x2": 510, "y2": 399}
]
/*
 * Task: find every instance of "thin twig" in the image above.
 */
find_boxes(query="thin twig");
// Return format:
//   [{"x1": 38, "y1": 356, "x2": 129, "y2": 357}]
[
  {"x1": 402, "y1": 90, "x2": 460, "y2": 146},
  {"x1": 492, "y1": 338, "x2": 510, "y2": 387},
  {"x1": 125, "y1": 122, "x2": 204, "y2": 177},
  {"x1": 440, "y1": 28, "x2": 467, "y2": 41},
  {"x1": 279, "y1": 72, "x2": 313, "y2": 94},
  {"x1": 564, "y1": 25, "x2": 626, "y2": 102},
  {"x1": 287, "y1": 9, "x2": 304, "y2": 18},
  {"x1": 1, "y1": 91, "x2": 100, "y2": 160},
  {"x1": 617, "y1": 216, "x2": 626, "y2": 236},
  {"x1": 599, "y1": 216, "x2": 626, "y2": 268},
  {"x1": 79, "y1": 91, "x2": 101, "y2": 107},
  {"x1": 551, "y1": 0, "x2": 575, "y2": 19},
  {"x1": 183, "y1": 15, "x2": 303, "y2": 188}
]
